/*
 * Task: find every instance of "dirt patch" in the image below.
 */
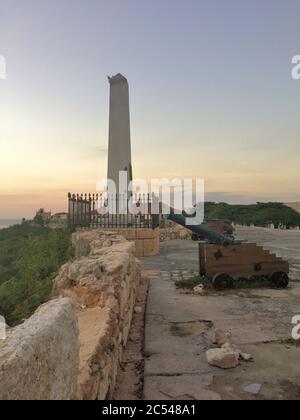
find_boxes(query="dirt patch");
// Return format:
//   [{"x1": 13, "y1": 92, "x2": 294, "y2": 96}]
[
  {"x1": 277, "y1": 380, "x2": 300, "y2": 400},
  {"x1": 170, "y1": 321, "x2": 213, "y2": 337},
  {"x1": 112, "y1": 275, "x2": 149, "y2": 400}
]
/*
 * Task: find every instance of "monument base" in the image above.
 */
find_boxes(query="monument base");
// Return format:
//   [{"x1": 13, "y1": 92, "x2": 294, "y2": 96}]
[{"x1": 101, "y1": 227, "x2": 160, "y2": 257}]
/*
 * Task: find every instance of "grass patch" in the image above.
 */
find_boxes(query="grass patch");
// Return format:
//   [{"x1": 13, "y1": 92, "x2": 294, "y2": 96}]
[
  {"x1": 175, "y1": 276, "x2": 202, "y2": 290},
  {"x1": 282, "y1": 338, "x2": 300, "y2": 348},
  {"x1": 230, "y1": 276, "x2": 270, "y2": 289},
  {"x1": 175, "y1": 275, "x2": 274, "y2": 291}
]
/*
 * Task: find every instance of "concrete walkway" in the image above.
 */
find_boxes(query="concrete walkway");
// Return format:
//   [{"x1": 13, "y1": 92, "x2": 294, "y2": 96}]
[{"x1": 141, "y1": 232, "x2": 300, "y2": 400}]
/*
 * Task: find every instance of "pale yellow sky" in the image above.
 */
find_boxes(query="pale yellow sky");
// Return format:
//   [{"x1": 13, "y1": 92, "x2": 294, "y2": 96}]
[
  {"x1": 1, "y1": 131, "x2": 299, "y2": 218},
  {"x1": 1, "y1": 96, "x2": 299, "y2": 218},
  {"x1": 1, "y1": 99, "x2": 300, "y2": 218}
]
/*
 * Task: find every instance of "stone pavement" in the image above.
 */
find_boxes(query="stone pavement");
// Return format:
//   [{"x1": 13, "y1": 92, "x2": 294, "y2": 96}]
[
  {"x1": 141, "y1": 231, "x2": 300, "y2": 400},
  {"x1": 142, "y1": 268, "x2": 221, "y2": 400},
  {"x1": 234, "y1": 226, "x2": 300, "y2": 280}
]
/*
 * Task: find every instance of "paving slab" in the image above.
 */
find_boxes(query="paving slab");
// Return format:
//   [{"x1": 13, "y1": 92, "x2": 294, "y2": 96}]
[{"x1": 144, "y1": 374, "x2": 221, "y2": 401}]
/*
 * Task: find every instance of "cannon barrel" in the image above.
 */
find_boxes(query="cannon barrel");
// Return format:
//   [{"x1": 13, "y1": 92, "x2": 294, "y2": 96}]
[{"x1": 167, "y1": 209, "x2": 237, "y2": 246}]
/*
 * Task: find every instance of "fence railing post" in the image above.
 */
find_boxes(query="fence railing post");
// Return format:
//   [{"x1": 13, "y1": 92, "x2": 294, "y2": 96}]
[{"x1": 68, "y1": 193, "x2": 160, "y2": 230}]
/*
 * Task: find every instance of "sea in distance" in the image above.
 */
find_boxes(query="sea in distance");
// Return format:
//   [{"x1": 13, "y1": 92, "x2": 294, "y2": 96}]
[{"x1": 0, "y1": 219, "x2": 21, "y2": 230}]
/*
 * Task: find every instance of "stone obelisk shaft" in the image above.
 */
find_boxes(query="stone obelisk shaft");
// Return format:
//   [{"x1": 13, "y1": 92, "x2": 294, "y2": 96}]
[{"x1": 107, "y1": 74, "x2": 132, "y2": 196}]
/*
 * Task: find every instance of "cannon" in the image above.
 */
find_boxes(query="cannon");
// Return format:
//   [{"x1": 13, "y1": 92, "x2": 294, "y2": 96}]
[
  {"x1": 167, "y1": 209, "x2": 290, "y2": 290},
  {"x1": 167, "y1": 209, "x2": 237, "y2": 246}
]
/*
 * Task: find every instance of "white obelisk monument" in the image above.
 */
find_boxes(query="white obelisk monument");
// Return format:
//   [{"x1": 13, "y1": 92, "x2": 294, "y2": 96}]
[{"x1": 107, "y1": 74, "x2": 132, "y2": 197}]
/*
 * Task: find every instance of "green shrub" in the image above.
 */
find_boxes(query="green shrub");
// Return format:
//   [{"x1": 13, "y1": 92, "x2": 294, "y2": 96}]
[
  {"x1": 0, "y1": 225, "x2": 72, "y2": 325},
  {"x1": 205, "y1": 202, "x2": 300, "y2": 228}
]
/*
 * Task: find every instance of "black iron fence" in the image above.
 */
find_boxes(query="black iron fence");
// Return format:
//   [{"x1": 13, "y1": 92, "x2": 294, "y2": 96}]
[{"x1": 68, "y1": 193, "x2": 160, "y2": 231}]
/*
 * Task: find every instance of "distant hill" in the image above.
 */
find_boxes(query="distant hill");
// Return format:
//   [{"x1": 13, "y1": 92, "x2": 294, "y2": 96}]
[
  {"x1": 205, "y1": 202, "x2": 300, "y2": 228},
  {"x1": 286, "y1": 202, "x2": 300, "y2": 214}
]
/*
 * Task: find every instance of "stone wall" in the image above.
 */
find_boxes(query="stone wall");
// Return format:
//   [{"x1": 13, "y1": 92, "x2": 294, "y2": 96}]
[
  {"x1": 53, "y1": 230, "x2": 141, "y2": 399},
  {"x1": 0, "y1": 299, "x2": 79, "y2": 400},
  {"x1": 160, "y1": 221, "x2": 192, "y2": 241},
  {"x1": 100, "y1": 227, "x2": 160, "y2": 257},
  {"x1": 0, "y1": 230, "x2": 141, "y2": 400},
  {"x1": 160, "y1": 221, "x2": 234, "y2": 241}
]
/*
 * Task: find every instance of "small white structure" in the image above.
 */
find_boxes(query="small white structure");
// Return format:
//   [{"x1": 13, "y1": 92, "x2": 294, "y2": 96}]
[{"x1": 0, "y1": 315, "x2": 6, "y2": 340}]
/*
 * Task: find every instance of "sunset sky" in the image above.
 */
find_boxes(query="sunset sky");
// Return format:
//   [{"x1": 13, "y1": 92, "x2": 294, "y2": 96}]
[{"x1": 0, "y1": 0, "x2": 300, "y2": 218}]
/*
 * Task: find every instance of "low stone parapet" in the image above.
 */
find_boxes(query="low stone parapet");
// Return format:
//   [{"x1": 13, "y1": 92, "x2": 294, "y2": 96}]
[
  {"x1": 99, "y1": 227, "x2": 160, "y2": 257},
  {"x1": 0, "y1": 299, "x2": 79, "y2": 400},
  {"x1": 53, "y1": 230, "x2": 141, "y2": 399}
]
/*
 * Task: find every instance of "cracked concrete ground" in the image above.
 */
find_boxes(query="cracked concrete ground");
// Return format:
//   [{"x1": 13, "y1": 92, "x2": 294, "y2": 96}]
[{"x1": 141, "y1": 227, "x2": 300, "y2": 400}]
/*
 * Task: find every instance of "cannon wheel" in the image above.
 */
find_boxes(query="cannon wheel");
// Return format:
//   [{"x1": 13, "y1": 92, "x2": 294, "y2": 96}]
[
  {"x1": 212, "y1": 273, "x2": 233, "y2": 290},
  {"x1": 269, "y1": 271, "x2": 289, "y2": 289}
]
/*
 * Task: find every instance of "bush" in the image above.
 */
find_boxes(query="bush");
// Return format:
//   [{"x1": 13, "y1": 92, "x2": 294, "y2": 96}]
[
  {"x1": 205, "y1": 202, "x2": 300, "y2": 228},
  {"x1": 0, "y1": 225, "x2": 72, "y2": 325}
]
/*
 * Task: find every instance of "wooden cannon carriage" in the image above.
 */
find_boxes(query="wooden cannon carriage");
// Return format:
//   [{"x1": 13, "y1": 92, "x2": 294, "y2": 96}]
[
  {"x1": 168, "y1": 210, "x2": 290, "y2": 290},
  {"x1": 199, "y1": 242, "x2": 289, "y2": 290}
]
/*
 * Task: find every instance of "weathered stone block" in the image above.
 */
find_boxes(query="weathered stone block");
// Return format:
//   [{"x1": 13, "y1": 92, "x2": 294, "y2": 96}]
[{"x1": 0, "y1": 299, "x2": 79, "y2": 400}]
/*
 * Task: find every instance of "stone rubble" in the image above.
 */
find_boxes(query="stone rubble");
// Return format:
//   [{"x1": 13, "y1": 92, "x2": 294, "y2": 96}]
[
  {"x1": 214, "y1": 328, "x2": 232, "y2": 347},
  {"x1": 206, "y1": 347, "x2": 240, "y2": 369},
  {"x1": 134, "y1": 306, "x2": 142, "y2": 314},
  {"x1": 207, "y1": 329, "x2": 253, "y2": 369},
  {"x1": 193, "y1": 284, "x2": 205, "y2": 295}
]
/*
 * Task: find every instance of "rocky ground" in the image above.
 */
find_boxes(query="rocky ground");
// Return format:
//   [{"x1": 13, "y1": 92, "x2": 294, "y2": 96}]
[{"x1": 139, "y1": 226, "x2": 300, "y2": 400}]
